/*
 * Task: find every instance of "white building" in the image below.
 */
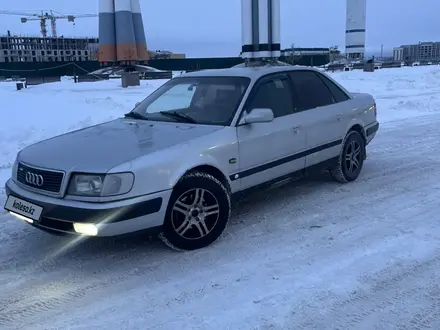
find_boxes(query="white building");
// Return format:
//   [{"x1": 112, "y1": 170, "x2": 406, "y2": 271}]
[
  {"x1": 345, "y1": 0, "x2": 367, "y2": 60},
  {"x1": 393, "y1": 42, "x2": 440, "y2": 62},
  {"x1": 392, "y1": 47, "x2": 404, "y2": 61}
]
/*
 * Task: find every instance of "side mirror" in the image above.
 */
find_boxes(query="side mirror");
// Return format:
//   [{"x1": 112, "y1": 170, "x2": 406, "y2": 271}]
[{"x1": 240, "y1": 108, "x2": 274, "y2": 125}]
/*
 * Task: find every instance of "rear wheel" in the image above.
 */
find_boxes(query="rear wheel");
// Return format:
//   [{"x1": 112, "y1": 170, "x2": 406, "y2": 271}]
[
  {"x1": 160, "y1": 172, "x2": 231, "y2": 251},
  {"x1": 331, "y1": 130, "x2": 366, "y2": 183}
]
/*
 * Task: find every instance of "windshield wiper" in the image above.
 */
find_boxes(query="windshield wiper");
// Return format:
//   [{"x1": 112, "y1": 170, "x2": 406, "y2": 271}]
[
  {"x1": 159, "y1": 111, "x2": 198, "y2": 124},
  {"x1": 124, "y1": 111, "x2": 149, "y2": 120}
]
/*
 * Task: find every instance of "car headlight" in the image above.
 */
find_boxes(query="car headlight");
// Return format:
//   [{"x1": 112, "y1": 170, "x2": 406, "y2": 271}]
[
  {"x1": 67, "y1": 172, "x2": 134, "y2": 197},
  {"x1": 12, "y1": 157, "x2": 19, "y2": 179}
]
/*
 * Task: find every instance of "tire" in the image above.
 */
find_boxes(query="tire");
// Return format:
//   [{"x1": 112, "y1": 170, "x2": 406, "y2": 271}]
[
  {"x1": 331, "y1": 130, "x2": 366, "y2": 183},
  {"x1": 159, "y1": 171, "x2": 231, "y2": 251}
]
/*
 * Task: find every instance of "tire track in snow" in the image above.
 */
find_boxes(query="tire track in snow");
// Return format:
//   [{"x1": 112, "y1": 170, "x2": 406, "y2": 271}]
[
  {"x1": 399, "y1": 286, "x2": 440, "y2": 330},
  {"x1": 238, "y1": 192, "x2": 440, "y2": 330},
  {"x1": 375, "y1": 89, "x2": 440, "y2": 100},
  {"x1": 293, "y1": 245, "x2": 440, "y2": 329},
  {"x1": 0, "y1": 242, "x2": 175, "y2": 327},
  {"x1": 0, "y1": 268, "x2": 156, "y2": 327}
]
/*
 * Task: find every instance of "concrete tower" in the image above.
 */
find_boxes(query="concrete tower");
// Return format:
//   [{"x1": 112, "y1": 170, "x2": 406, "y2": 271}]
[
  {"x1": 98, "y1": 0, "x2": 117, "y2": 63},
  {"x1": 345, "y1": 0, "x2": 367, "y2": 60},
  {"x1": 130, "y1": 0, "x2": 149, "y2": 61},
  {"x1": 241, "y1": 0, "x2": 281, "y2": 60},
  {"x1": 98, "y1": 0, "x2": 149, "y2": 64}
]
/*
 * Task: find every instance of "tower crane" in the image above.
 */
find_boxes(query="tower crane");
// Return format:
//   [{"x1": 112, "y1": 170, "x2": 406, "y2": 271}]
[{"x1": 0, "y1": 10, "x2": 97, "y2": 38}]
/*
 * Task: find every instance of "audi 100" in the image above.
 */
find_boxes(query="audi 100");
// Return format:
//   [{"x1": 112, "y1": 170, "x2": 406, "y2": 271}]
[{"x1": 4, "y1": 66, "x2": 379, "y2": 251}]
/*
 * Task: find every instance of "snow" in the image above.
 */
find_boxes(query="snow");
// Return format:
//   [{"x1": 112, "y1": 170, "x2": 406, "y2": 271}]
[{"x1": 1, "y1": 66, "x2": 440, "y2": 329}]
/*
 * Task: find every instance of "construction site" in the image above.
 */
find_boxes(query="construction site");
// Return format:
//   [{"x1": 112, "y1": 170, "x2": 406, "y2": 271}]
[
  {"x1": 0, "y1": 9, "x2": 97, "y2": 63},
  {"x1": 0, "y1": 8, "x2": 185, "y2": 64}
]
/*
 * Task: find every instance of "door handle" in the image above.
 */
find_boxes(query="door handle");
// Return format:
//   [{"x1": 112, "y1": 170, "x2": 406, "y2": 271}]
[{"x1": 291, "y1": 126, "x2": 301, "y2": 134}]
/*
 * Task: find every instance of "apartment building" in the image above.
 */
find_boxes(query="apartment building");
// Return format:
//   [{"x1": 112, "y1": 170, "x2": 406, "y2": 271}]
[
  {"x1": 393, "y1": 42, "x2": 440, "y2": 62},
  {"x1": 0, "y1": 34, "x2": 99, "y2": 63}
]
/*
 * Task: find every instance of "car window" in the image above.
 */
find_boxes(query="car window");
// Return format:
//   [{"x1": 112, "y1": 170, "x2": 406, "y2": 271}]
[
  {"x1": 246, "y1": 75, "x2": 295, "y2": 118},
  {"x1": 133, "y1": 76, "x2": 251, "y2": 126},
  {"x1": 147, "y1": 83, "x2": 196, "y2": 113},
  {"x1": 289, "y1": 71, "x2": 335, "y2": 111},
  {"x1": 316, "y1": 73, "x2": 350, "y2": 103}
]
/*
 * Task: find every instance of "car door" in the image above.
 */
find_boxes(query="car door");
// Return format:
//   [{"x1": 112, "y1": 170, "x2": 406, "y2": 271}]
[
  {"x1": 317, "y1": 71, "x2": 352, "y2": 127},
  {"x1": 235, "y1": 73, "x2": 307, "y2": 190},
  {"x1": 288, "y1": 70, "x2": 349, "y2": 167}
]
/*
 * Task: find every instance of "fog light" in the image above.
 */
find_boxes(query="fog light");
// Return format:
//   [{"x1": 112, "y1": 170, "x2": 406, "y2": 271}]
[
  {"x1": 73, "y1": 223, "x2": 98, "y2": 236},
  {"x1": 9, "y1": 211, "x2": 33, "y2": 224}
]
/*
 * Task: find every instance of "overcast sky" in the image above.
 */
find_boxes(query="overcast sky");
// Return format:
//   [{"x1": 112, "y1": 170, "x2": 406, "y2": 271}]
[{"x1": 1, "y1": 0, "x2": 439, "y2": 57}]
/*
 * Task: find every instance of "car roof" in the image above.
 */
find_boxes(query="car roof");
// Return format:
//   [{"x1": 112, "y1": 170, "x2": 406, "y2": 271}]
[{"x1": 179, "y1": 65, "x2": 325, "y2": 80}]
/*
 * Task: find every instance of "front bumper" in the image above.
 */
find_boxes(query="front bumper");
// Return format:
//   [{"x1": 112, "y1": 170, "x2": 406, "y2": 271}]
[{"x1": 4, "y1": 179, "x2": 172, "y2": 237}]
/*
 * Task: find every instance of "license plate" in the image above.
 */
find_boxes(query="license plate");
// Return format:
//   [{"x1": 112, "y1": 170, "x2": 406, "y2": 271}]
[{"x1": 4, "y1": 195, "x2": 43, "y2": 221}]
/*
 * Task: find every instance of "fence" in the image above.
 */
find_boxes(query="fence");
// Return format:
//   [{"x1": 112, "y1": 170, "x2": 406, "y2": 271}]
[
  {"x1": 26, "y1": 76, "x2": 61, "y2": 85},
  {"x1": 0, "y1": 62, "x2": 99, "y2": 78},
  {"x1": 325, "y1": 60, "x2": 439, "y2": 73},
  {"x1": 0, "y1": 54, "x2": 329, "y2": 78},
  {"x1": 141, "y1": 71, "x2": 173, "y2": 80},
  {"x1": 76, "y1": 74, "x2": 110, "y2": 83}
]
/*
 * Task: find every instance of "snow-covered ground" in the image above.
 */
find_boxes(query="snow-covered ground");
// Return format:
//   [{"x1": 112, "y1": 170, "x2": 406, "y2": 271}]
[{"x1": 1, "y1": 66, "x2": 440, "y2": 329}]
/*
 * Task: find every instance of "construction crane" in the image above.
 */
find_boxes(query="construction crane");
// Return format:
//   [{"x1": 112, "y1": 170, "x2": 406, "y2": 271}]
[{"x1": 0, "y1": 9, "x2": 97, "y2": 38}]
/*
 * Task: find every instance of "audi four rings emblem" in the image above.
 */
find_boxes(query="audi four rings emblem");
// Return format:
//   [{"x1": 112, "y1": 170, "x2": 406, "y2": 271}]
[{"x1": 25, "y1": 172, "x2": 44, "y2": 186}]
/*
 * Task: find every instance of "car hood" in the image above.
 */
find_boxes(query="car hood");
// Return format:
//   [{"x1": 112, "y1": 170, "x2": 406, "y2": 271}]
[{"x1": 19, "y1": 118, "x2": 224, "y2": 173}]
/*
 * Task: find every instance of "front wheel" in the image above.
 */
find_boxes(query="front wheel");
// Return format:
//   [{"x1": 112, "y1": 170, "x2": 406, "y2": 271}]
[
  {"x1": 331, "y1": 130, "x2": 366, "y2": 183},
  {"x1": 160, "y1": 172, "x2": 231, "y2": 251}
]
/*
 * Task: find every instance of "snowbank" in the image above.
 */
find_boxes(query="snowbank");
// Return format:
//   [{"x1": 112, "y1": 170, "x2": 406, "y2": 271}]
[{"x1": 330, "y1": 66, "x2": 440, "y2": 122}]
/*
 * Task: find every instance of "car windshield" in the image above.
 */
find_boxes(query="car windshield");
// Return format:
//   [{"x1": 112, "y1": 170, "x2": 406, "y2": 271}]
[{"x1": 130, "y1": 76, "x2": 251, "y2": 126}]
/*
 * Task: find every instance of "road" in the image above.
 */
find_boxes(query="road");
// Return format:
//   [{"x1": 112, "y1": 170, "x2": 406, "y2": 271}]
[{"x1": 1, "y1": 114, "x2": 440, "y2": 330}]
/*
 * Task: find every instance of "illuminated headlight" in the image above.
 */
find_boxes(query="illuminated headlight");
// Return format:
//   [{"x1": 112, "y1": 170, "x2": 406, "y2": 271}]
[{"x1": 67, "y1": 172, "x2": 134, "y2": 197}]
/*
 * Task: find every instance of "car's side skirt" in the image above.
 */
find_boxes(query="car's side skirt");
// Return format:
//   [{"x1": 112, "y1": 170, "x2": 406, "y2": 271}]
[{"x1": 231, "y1": 156, "x2": 339, "y2": 202}]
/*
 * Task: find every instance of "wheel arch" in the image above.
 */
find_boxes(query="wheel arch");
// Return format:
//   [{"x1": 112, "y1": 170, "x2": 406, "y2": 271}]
[
  {"x1": 347, "y1": 124, "x2": 367, "y2": 145},
  {"x1": 177, "y1": 164, "x2": 231, "y2": 193}
]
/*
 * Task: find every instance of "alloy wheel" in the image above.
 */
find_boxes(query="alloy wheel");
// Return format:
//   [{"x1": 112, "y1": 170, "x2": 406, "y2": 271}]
[
  {"x1": 344, "y1": 140, "x2": 362, "y2": 174},
  {"x1": 171, "y1": 188, "x2": 220, "y2": 240}
]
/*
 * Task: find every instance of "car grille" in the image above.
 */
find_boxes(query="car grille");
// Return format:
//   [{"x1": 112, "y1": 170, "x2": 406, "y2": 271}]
[{"x1": 16, "y1": 162, "x2": 64, "y2": 193}]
